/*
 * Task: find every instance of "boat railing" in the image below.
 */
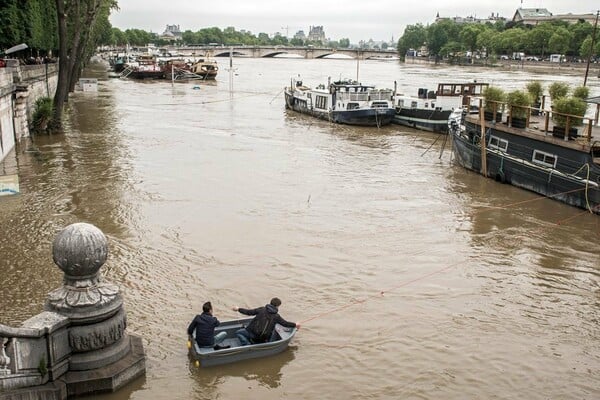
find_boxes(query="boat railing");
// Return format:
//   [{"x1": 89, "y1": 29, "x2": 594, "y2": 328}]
[
  {"x1": 468, "y1": 97, "x2": 595, "y2": 143},
  {"x1": 369, "y1": 90, "x2": 393, "y2": 101},
  {"x1": 337, "y1": 92, "x2": 369, "y2": 102}
]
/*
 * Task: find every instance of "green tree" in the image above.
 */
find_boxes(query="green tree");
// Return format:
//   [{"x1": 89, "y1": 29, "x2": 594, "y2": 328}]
[
  {"x1": 526, "y1": 23, "x2": 553, "y2": 57},
  {"x1": 440, "y1": 40, "x2": 462, "y2": 60},
  {"x1": 290, "y1": 37, "x2": 303, "y2": 46},
  {"x1": 181, "y1": 30, "x2": 196, "y2": 45},
  {"x1": 94, "y1": 11, "x2": 114, "y2": 46},
  {"x1": 0, "y1": 0, "x2": 27, "y2": 50},
  {"x1": 548, "y1": 27, "x2": 572, "y2": 55},
  {"x1": 397, "y1": 23, "x2": 426, "y2": 56},
  {"x1": 339, "y1": 38, "x2": 350, "y2": 48},
  {"x1": 568, "y1": 21, "x2": 592, "y2": 55},
  {"x1": 497, "y1": 28, "x2": 526, "y2": 54},
  {"x1": 196, "y1": 27, "x2": 224, "y2": 44},
  {"x1": 579, "y1": 35, "x2": 600, "y2": 59},
  {"x1": 272, "y1": 33, "x2": 289, "y2": 46},
  {"x1": 54, "y1": 0, "x2": 118, "y2": 129},
  {"x1": 257, "y1": 32, "x2": 270, "y2": 45},
  {"x1": 111, "y1": 27, "x2": 127, "y2": 45},
  {"x1": 26, "y1": 0, "x2": 47, "y2": 51},
  {"x1": 427, "y1": 20, "x2": 461, "y2": 59},
  {"x1": 460, "y1": 24, "x2": 484, "y2": 55},
  {"x1": 477, "y1": 27, "x2": 498, "y2": 56},
  {"x1": 427, "y1": 24, "x2": 447, "y2": 59}
]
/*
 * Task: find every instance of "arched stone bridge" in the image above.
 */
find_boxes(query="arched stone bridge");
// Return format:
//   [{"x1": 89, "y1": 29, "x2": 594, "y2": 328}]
[{"x1": 170, "y1": 45, "x2": 399, "y2": 60}]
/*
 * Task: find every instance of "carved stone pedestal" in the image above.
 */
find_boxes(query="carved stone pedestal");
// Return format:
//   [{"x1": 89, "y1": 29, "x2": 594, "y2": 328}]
[{"x1": 61, "y1": 335, "x2": 145, "y2": 397}]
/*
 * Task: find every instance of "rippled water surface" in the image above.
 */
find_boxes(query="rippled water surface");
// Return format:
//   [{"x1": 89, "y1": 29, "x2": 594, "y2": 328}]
[{"x1": 1, "y1": 58, "x2": 599, "y2": 399}]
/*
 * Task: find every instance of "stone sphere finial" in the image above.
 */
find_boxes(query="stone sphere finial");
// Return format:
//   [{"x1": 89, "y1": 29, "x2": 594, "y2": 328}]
[{"x1": 52, "y1": 223, "x2": 108, "y2": 279}]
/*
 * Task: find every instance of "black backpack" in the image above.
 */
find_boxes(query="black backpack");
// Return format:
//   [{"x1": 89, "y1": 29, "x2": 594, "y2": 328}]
[{"x1": 250, "y1": 309, "x2": 275, "y2": 342}]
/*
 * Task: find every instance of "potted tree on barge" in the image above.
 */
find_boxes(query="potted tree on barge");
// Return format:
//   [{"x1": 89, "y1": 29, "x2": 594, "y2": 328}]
[
  {"x1": 526, "y1": 81, "x2": 543, "y2": 115},
  {"x1": 483, "y1": 86, "x2": 505, "y2": 122},
  {"x1": 506, "y1": 89, "x2": 532, "y2": 129},
  {"x1": 551, "y1": 96, "x2": 587, "y2": 139}
]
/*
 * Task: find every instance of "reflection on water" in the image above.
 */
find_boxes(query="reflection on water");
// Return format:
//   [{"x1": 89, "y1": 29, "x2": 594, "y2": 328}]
[
  {"x1": 0, "y1": 59, "x2": 599, "y2": 399},
  {"x1": 189, "y1": 346, "x2": 295, "y2": 394}
]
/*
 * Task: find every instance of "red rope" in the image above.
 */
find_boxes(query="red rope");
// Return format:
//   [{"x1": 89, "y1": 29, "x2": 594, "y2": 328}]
[
  {"x1": 299, "y1": 260, "x2": 461, "y2": 325},
  {"x1": 472, "y1": 187, "x2": 586, "y2": 215},
  {"x1": 298, "y1": 197, "x2": 598, "y2": 327},
  {"x1": 296, "y1": 167, "x2": 600, "y2": 326}
]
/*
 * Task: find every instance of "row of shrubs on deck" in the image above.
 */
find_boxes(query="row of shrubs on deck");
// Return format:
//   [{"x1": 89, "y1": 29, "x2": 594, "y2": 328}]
[{"x1": 482, "y1": 82, "x2": 589, "y2": 128}]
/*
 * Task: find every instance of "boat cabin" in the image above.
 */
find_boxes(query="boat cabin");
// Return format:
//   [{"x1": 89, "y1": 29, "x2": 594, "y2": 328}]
[
  {"x1": 137, "y1": 54, "x2": 157, "y2": 65},
  {"x1": 331, "y1": 81, "x2": 393, "y2": 111},
  {"x1": 436, "y1": 82, "x2": 489, "y2": 106}
]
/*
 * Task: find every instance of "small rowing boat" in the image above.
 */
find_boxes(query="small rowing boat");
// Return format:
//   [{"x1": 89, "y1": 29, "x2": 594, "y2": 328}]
[{"x1": 188, "y1": 317, "x2": 297, "y2": 367}]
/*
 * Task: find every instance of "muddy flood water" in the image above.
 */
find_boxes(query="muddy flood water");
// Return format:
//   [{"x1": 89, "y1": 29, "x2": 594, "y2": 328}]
[{"x1": 1, "y1": 58, "x2": 599, "y2": 399}]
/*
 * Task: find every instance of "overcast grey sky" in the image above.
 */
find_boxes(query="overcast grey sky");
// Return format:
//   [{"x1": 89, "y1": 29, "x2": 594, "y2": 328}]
[{"x1": 110, "y1": 1, "x2": 600, "y2": 43}]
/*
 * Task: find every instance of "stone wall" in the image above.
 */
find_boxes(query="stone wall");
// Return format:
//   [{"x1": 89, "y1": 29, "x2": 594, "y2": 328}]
[
  {"x1": 19, "y1": 65, "x2": 58, "y2": 122},
  {"x1": 0, "y1": 70, "x2": 16, "y2": 162},
  {"x1": 0, "y1": 64, "x2": 58, "y2": 162}
]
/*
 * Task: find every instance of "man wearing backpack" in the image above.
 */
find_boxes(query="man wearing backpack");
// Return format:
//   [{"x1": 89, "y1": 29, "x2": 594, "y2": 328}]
[{"x1": 233, "y1": 298, "x2": 299, "y2": 345}]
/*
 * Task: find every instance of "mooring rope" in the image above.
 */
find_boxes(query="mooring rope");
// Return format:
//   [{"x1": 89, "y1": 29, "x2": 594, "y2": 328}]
[{"x1": 298, "y1": 191, "x2": 598, "y2": 326}]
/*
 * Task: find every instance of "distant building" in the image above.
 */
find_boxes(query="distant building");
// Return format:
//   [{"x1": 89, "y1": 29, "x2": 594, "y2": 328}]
[
  {"x1": 294, "y1": 30, "x2": 306, "y2": 40},
  {"x1": 512, "y1": 8, "x2": 553, "y2": 24},
  {"x1": 435, "y1": 12, "x2": 507, "y2": 25},
  {"x1": 160, "y1": 24, "x2": 182, "y2": 42},
  {"x1": 307, "y1": 26, "x2": 326, "y2": 42},
  {"x1": 512, "y1": 8, "x2": 597, "y2": 25}
]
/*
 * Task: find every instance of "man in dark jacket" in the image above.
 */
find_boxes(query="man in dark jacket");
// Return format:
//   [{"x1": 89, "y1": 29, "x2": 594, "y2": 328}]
[
  {"x1": 232, "y1": 297, "x2": 299, "y2": 345},
  {"x1": 187, "y1": 301, "x2": 230, "y2": 350}
]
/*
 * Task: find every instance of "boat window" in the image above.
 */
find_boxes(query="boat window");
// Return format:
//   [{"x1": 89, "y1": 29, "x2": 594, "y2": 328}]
[
  {"x1": 424, "y1": 102, "x2": 429, "y2": 108},
  {"x1": 371, "y1": 102, "x2": 388, "y2": 108},
  {"x1": 489, "y1": 135, "x2": 508, "y2": 152},
  {"x1": 397, "y1": 99, "x2": 404, "y2": 108},
  {"x1": 347, "y1": 102, "x2": 359, "y2": 110},
  {"x1": 411, "y1": 101, "x2": 418, "y2": 108},
  {"x1": 315, "y1": 95, "x2": 328, "y2": 109},
  {"x1": 532, "y1": 150, "x2": 557, "y2": 168}
]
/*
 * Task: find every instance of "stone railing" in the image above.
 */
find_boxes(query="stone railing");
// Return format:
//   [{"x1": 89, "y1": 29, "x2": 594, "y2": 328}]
[
  {"x1": 0, "y1": 312, "x2": 69, "y2": 391},
  {"x1": 18, "y1": 64, "x2": 58, "y2": 83}
]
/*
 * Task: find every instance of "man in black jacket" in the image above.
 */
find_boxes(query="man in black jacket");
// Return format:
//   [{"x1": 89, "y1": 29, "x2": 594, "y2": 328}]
[
  {"x1": 232, "y1": 297, "x2": 299, "y2": 345},
  {"x1": 187, "y1": 301, "x2": 230, "y2": 350}
]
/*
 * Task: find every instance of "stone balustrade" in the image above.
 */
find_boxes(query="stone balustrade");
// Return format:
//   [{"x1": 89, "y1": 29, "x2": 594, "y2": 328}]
[
  {"x1": 0, "y1": 223, "x2": 145, "y2": 399},
  {"x1": 0, "y1": 313, "x2": 69, "y2": 392}
]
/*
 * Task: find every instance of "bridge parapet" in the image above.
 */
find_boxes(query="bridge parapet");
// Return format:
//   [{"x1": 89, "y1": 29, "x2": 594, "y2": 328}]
[{"x1": 168, "y1": 45, "x2": 398, "y2": 59}]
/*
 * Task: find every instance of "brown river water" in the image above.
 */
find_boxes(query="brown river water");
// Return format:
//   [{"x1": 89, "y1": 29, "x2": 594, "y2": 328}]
[{"x1": 1, "y1": 58, "x2": 599, "y2": 399}]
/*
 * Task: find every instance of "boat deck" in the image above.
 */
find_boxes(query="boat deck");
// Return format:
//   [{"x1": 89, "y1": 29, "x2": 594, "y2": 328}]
[{"x1": 464, "y1": 112, "x2": 600, "y2": 153}]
